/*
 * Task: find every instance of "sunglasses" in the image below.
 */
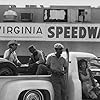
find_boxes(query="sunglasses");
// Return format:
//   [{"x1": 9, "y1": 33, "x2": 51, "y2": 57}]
[
  {"x1": 11, "y1": 44, "x2": 17, "y2": 46},
  {"x1": 55, "y1": 48, "x2": 63, "y2": 50}
]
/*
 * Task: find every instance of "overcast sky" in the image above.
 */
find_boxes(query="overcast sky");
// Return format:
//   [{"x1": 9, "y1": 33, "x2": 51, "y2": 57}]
[{"x1": 0, "y1": 0, "x2": 99, "y2": 7}]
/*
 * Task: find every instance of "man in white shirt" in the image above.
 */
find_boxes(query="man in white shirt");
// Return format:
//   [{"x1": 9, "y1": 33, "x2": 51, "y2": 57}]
[
  {"x1": 4, "y1": 40, "x2": 21, "y2": 66},
  {"x1": 46, "y1": 43, "x2": 68, "y2": 100}
]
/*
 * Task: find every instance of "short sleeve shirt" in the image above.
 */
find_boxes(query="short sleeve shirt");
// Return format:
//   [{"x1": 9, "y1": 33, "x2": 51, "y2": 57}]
[
  {"x1": 46, "y1": 53, "x2": 68, "y2": 72},
  {"x1": 29, "y1": 50, "x2": 45, "y2": 64},
  {"x1": 4, "y1": 49, "x2": 19, "y2": 63}
]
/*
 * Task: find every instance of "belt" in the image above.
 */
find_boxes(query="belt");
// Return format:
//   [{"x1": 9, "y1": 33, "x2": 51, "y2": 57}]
[{"x1": 52, "y1": 72, "x2": 64, "y2": 76}]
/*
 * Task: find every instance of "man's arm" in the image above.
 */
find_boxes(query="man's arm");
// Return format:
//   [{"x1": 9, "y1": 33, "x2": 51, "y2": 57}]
[
  {"x1": 63, "y1": 48, "x2": 69, "y2": 75},
  {"x1": 36, "y1": 51, "x2": 45, "y2": 64},
  {"x1": 13, "y1": 52, "x2": 21, "y2": 66},
  {"x1": 28, "y1": 56, "x2": 36, "y2": 66},
  {"x1": 45, "y1": 54, "x2": 53, "y2": 73}
]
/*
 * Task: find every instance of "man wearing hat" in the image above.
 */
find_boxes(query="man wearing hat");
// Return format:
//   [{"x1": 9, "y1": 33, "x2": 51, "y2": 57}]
[
  {"x1": 28, "y1": 45, "x2": 48, "y2": 75},
  {"x1": 3, "y1": 40, "x2": 21, "y2": 66},
  {"x1": 46, "y1": 43, "x2": 68, "y2": 100}
]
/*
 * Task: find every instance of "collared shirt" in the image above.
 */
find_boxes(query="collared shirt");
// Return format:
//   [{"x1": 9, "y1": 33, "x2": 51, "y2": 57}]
[
  {"x1": 3, "y1": 49, "x2": 20, "y2": 63},
  {"x1": 46, "y1": 53, "x2": 68, "y2": 72},
  {"x1": 29, "y1": 50, "x2": 45, "y2": 65}
]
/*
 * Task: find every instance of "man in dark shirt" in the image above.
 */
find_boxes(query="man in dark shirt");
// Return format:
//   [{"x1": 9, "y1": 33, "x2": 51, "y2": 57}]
[{"x1": 28, "y1": 45, "x2": 47, "y2": 75}]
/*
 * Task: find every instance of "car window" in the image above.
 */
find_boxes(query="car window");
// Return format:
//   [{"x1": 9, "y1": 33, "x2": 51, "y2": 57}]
[{"x1": 77, "y1": 57, "x2": 98, "y2": 77}]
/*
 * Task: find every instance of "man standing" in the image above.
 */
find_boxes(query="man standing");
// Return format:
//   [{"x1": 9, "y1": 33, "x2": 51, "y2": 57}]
[
  {"x1": 46, "y1": 43, "x2": 68, "y2": 100},
  {"x1": 4, "y1": 40, "x2": 21, "y2": 66}
]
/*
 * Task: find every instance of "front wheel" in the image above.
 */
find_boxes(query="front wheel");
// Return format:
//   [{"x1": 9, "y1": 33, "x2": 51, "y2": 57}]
[{"x1": 22, "y1": 90, "x2": 44, "y2": 100}]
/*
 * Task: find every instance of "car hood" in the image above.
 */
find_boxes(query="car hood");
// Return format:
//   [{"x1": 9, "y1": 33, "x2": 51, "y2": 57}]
[{"x1": 0, "y1": 58, "x2": 15, "y2": 66}]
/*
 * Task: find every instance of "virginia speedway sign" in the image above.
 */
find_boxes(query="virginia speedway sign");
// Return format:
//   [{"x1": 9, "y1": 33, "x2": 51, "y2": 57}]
[{"x1": 0, "y1": 23, "x2": 100, "y2": 41}]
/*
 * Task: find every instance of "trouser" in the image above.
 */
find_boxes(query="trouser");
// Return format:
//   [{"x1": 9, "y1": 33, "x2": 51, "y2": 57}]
[
  {"x1": 28, "y1": 63, "x2": 38, "y2": 74},
  {"x1": 36, "y1": 64, "x2": 49, "y2": 75},
  {"x1": 51, "y1": 74, "x2": 67, "y2": 100}
]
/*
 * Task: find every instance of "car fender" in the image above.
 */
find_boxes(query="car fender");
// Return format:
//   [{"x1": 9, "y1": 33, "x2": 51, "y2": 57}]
[
  {"x1": 0, "y1": 79, "x2": 54, "y2": 100},
  {"x1": 0, "y1": 58, "x2": 18, "y2": 75}
]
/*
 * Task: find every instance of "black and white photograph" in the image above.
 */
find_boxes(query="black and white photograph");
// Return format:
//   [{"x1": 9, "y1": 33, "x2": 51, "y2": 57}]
[{"x1": 0, "y1": 0, "x2": 100, "y2": 100}]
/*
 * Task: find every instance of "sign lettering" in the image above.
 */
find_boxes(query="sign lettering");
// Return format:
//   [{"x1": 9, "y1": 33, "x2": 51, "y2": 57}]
[
  {"x1": 0, "y1": 26, "x2": 43, "y2": 34},
  {"x1": 0, "y1": 23, "x2": 100, "y2": 41},
  {"x1": 47, "y1": 26, "x2": 100, "y2": 39}
]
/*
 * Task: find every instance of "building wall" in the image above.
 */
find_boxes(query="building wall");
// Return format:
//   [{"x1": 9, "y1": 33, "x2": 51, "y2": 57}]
[
  {"x1": 91, "y1": 8, "x2": 100, "y2": 23},
  {"x1": 15, "y1": 7, "x2": 44, "y2": 22},
  {"x1": 0, "y1": 5, "x2": 94, "y2": 23},
  {"x1": 0, "y1": 5, "x2": 10, "y2": 22},
  {"x1": 1, "y1": 41, "x2": 100, "y2": 63},
  {"x1": 0, "y1": 5, "x2": 44, "y2": 22},
  {"x1": 0, "y1": 5, "x2": 100, "y2": 23}
]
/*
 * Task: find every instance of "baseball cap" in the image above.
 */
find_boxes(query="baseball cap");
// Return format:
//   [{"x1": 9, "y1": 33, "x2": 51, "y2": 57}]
[
  {"x1": 54, "y1": 43, "x2": 64, "y2": 49},
  {"x1": 28, "y1": 45, "x2": 36, "y2": 52},
  {"x1": 7, "y1": 40, "x2": 20, "y2": 46}
]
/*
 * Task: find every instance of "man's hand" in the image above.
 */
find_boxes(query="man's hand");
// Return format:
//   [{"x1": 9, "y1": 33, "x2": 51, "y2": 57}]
[
  {"x1": 17, "y1": 62, "x2": 22, "y2": 67},
  {"x1": 9, "y1": 48, "x2": 13, "y2": 54}
]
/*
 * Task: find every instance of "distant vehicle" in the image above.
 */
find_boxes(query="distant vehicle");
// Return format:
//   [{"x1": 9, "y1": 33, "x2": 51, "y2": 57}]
[
  {"x1": 90, "y1": 58, "x2": 100, "y2": 69},
  {"x1": 90, "y1": 68, "x2": 100, "y2": 84},
  {"x1": 90, "y1": 68, "x2": 100, "y2": 76}
]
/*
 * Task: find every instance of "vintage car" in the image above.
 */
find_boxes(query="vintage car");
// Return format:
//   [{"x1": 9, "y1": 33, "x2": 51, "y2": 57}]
[
  {"x1": 0, "y1": 58, "x2": 43, "y2": 75},
  {"x1": 0, "y1": 58, "x2": 53, "y2": 100},
  {"x1": 0, "y1": 52, "x2": 100, "y2": 100}
]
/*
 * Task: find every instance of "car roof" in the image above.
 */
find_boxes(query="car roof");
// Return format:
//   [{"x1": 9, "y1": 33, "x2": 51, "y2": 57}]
[{"x1": 61, "y1": 51, "x2": 97, "y2": 59}]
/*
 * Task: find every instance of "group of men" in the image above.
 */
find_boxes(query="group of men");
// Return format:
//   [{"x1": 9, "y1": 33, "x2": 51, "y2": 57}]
[{"x1": 3, "y1": 40, "x2": 69, "y2": 100}]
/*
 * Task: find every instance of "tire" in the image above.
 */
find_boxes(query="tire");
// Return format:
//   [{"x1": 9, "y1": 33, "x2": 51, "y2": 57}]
[
  {"x1": 0, "y1": 62, "x2": 18, "y2": 76},
  {"x1": 0, "y1": 67, "x2": 14, "y2": 76},
  {"x1": 22, "y1": 90, "x2": 44, "y2": 100}
]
